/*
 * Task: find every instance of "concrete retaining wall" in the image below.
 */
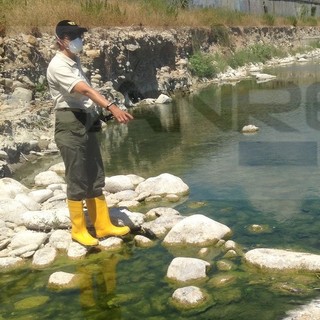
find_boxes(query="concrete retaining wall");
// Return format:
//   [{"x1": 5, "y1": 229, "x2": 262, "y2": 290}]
[{"x1": 190, "y1": 0, "x2": 320, "y2": 17}]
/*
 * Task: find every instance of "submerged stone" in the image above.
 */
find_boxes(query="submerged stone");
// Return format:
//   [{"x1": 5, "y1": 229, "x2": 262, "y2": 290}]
[
  {"x1": 167, "y1": 257, "x2": 210, "y2": 283},
  {"x1": 48, "y1": 271, "x2": 78, "y2": 289},
  {"x1": 14, "y1": 295, "x2": 49, "y2": 310},
  {"x1": 172, "y1": 286, "x2": 208, "y2": 310}
]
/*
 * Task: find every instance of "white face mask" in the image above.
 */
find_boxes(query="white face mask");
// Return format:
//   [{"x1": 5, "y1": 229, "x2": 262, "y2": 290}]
[{"x1": 67, "y1": 37, "x2": 83, "y2": 54}]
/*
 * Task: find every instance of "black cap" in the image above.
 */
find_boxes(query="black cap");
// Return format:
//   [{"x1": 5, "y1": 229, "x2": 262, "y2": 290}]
[{"x1": 55, "y1": 20, "x2": 88, "y2": 39}]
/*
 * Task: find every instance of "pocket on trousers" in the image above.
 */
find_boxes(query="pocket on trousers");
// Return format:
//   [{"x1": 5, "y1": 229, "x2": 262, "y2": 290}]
[{"x1": 55, "y1": 111, "x2": 87, "y2": 148}]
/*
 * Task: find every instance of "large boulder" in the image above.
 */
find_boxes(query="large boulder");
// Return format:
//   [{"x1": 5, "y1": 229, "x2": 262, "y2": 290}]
[
  {"x1": 245, "y1": 248, "x2": 320, "y2": 272},
  {"x1": 9, "y1": 230, "x2": 48, "y2": 251},
  {"x1": 135, "y1": 173, "x2": 189, "y2": 196},
  {"x1": 32, "y1": 246, "x2": 57, "y2": 268},
  {"x1": 142, "y1": 214, "x2": 184, "y2": 238},
  {"x1": 104, "y1": 175, "x2": 135, "y2": 193},
  {"x1": 163, "y1": 214, "x2": 231, "y2": 246},
  {"x1": 34, "y1": 171, "x2": 65, "y2": 186},
  {"x1": 21, "y1": 208, "x2": 70, "y2": 231},
  {"x1": 0, "y1": 197, "x2": 28, "y2": 224},
  {"x1": 0, "y1": 178, "x2": 30, "y2": 198}
]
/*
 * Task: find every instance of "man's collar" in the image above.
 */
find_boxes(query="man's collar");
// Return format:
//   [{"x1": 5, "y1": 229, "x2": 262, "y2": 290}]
[{"x1": 56, "y1": 51, "x2": 78, "y2": 66}]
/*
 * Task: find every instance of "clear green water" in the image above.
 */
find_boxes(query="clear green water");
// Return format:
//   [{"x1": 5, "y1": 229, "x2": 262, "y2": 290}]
[{"x1": 7, "y1": 61, "x2": 320, "y2": 319}]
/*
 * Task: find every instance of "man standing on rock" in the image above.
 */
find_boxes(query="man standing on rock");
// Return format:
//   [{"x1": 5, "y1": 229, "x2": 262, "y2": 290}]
[{"x1": 46, "y1": 20, "x2": 133, "y2": 246}]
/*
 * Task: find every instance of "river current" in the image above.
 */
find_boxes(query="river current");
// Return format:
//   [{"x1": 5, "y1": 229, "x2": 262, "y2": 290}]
[{"x1": 7, "y1": 61, "x2": 320, "y2": 319}]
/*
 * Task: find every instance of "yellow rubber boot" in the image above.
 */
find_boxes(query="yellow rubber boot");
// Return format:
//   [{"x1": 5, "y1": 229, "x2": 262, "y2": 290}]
[
  {"x1": 85, "y1": 195, "x2": 130, "y2": 238},
  {"x1": 68, "y1": 199, "x2": 99, "y2": 246}
]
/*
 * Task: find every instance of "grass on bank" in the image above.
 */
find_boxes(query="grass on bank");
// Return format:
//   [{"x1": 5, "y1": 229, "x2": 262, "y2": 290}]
[
  {"x1": 1, "y1": 0, "x2": 320, "y2": 35},
  {"x1": 188, "y1": 40, "x2": 320, "y2": 79}
]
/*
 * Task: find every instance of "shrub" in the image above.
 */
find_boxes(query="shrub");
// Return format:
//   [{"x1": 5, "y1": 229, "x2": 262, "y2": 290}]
[{"x1": 189, "y1": 52, "x2": 216, "y2": 78}]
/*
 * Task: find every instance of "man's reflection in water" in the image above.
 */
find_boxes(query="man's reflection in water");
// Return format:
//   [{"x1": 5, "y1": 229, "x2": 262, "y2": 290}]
[{"x1": 77, "y1": 253, "x2": 124, "y2": 319}]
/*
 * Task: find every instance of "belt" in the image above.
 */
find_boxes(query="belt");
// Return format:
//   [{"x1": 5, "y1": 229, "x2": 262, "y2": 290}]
[{"x1": 56, "y1": 108, "x2": 88, "y2": 113}]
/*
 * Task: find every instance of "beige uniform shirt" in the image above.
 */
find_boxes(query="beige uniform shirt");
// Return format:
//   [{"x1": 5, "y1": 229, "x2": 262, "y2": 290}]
[{"x1": 46, "y1": 52, "x2": 94, "y2": 111}]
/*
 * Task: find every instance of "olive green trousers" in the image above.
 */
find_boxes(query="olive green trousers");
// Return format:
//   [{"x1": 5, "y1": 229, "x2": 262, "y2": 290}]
[{"x1": 54, "y1": 109, "x2": 105, "y2": 201}]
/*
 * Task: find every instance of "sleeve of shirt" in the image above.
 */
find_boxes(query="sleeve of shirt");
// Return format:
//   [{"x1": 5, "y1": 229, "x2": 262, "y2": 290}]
[{"x1": 51, "y1": 64, "x2": 83, "y2": 93}]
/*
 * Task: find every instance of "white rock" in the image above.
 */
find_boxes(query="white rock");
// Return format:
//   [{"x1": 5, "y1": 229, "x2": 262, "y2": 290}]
[
  {"x1": 113, "y1": 190, "x2": 139, "y2": 201},
  {"x1": 85, "y1": 49, "x2": 101, "y2": 58},
  {"x1": 224, "y1": 240, "x2": 237, "y2": 251},
  {"x1": 28, "y1": 189, "x2": 54, "y2": 203},
  {"x1": 167, "y1": 257, "x2": 210, "y2": 282},
  {"x1": 67, "y1": 242, "x2": 88, "y2": 259},
  {"x1": 21, "y1": 208, "x2": 70, "y2": 230},
  {"x1": 110, "y1": 208, "x2": 145, "y2": 230},
  {"x1": 145, "y1": 207, "x2": 180, "y2": 220},
  {"x1": 0, "y1": 150, "x2": 8, "y2": 160},
  {"x1": 241, "y1": 124, "x2": 259, "y2": 133},
  {"x1": 118, "y1": 200, "x2": 140, "y2": 208},
  {"x1": 163, "y1": 214, "x2": 231, "y2": 246},
  {"x1": 12, "y1": 87, "x2": 33, "y2": 102},
  {"x1": 0, "y1": 178, "x2": 30, "y2": 198},
  {"x1": 48, "y1": 162, "x2": 65, "y2": 174},
  {"x1": 99, "y1": 237, "x2": 124, "y2": 250},
  {"x1": 126, "y1": 174, "x2": 145, "y2": 186},
  {"x1": 48, "y1": 230, "x2": 72, "y2": 250},
  {"x1": 9, "y1": 243, "x2": 39, "y2": 258},
  {"x1": 34, "y1": 171, "x2": 65, "y2": 186},
  {"x1": 155, "y1": 93, "x2": 172, "y2": 104},
  {"x1": 172, "y1": 286, "x2": 207, "y2": 308},
  {"x1": 0, "y1": 257, "x2": 24, "y2": 270},
  {"x1": 165, "y1": 194, "x2": 180, "y2": 202},
  {"x1": 46, "y1": 184, "x2": 65, "y2": 192},
  {"x1": 32, "y1": 246, "x2": 57, "y2": 268},
  {"x1": 104, "y1": 175, "x2": 135, "y2": 193},
  {"x1": 245, "y1": 248, "x2": 320, "y2": 271},
  {"x1": 45, "y1": 193, "x2": 67, "y2": 203},
  {"x1": 15, "y1": 193, "x2": 41, "y2": 211},
  {"x1": 142, "y1": 214, "x2": 184, "y2": 238},
  {"x1": 134, "y1": 235, "x2": 154, "y2": 248},
  {"x1": 145, "y1": 195, "x2": 162, "y2": 202},
  {"x1": 282, "y1": 298, "x2": 320, "y2": 320},
  {"x1": 254, "y1": 73, "x2": 276, "y2": 82},
  {"x1": 10, "y1": 230, "x2": 48, "y2": 250},
  {"x1": 0, "y1": 198, "x2": 28, "y2": 224},
  {"x1": 134, "y1": 192, "x2": 150, "y2": 202},
  {"x1": 48, "y1": 271, "x2": 77, "y2": 289},
  {"x1": 105, "y1": 194, "x2": 119, "y2": 207},
  {"x1": 135, "y1": 173, "x2": 189, "y2": 196}
]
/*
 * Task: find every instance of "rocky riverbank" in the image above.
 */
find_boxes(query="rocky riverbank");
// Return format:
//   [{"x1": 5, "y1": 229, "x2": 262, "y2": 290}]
[{"x1": 2, "y1": 167, "x2": 320, "y2": 317}]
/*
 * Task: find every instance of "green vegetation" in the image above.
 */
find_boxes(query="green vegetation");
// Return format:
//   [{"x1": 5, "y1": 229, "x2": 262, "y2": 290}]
[
  {"x1": 228, "y1": 43, "x2": 285, "y2": 69},
  {"x1": 189, "y1": 52, "x2": 217, "y2": 78},
  {"x1": 189, "y1": 43, "x2": 288, "y2": 78},
  {"x1": 263, "y1": 13, "x2": 275, "y2": 26}
]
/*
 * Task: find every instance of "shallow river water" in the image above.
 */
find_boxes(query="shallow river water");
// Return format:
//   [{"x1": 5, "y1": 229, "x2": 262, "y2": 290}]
[{"x1": 6, "y1": 61, "x2": 320, "y2": 319}]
